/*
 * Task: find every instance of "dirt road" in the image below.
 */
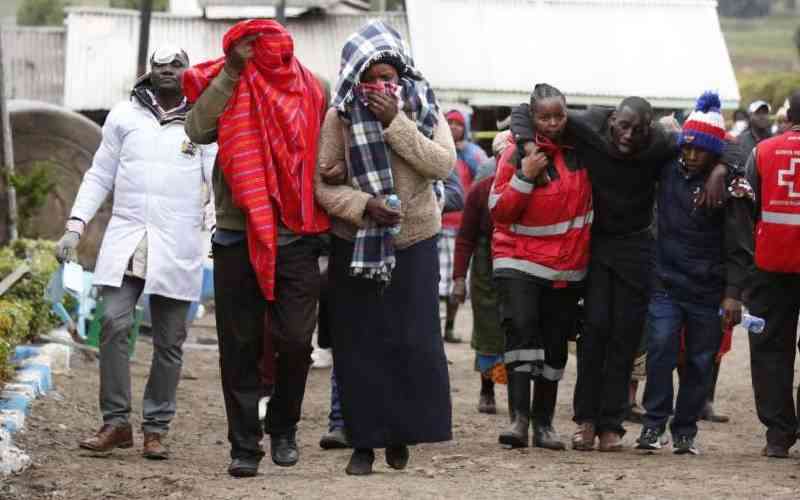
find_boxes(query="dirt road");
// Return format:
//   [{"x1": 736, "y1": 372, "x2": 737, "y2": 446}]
[{"x1": 2, "y1": 310, "x2": 799, "y2": 499}]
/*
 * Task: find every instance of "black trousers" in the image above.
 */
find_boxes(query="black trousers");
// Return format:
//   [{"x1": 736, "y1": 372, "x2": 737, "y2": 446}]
[
  {"x1": 496, "y1": 277, "x2": 580, "y2": 381},
  {"x1": 213, "y1": 237, "x2": 320, "y2": 460},
  {"x1": 746, "y1": 270, "x2": 800, "y2": 448},
  {"x1": 574, "y1": 262, "x2": 650, "y2": 435}
]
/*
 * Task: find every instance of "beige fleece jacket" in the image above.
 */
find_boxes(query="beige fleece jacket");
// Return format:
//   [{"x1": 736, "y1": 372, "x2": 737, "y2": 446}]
[{"x1": 314, "y1": 107, "x2": 456, "y2": 249}]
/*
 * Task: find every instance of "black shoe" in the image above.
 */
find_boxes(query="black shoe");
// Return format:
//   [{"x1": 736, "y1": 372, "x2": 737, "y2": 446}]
[
  {"x1": 386, "y1": 445, "x2": 410, "y2": 470},
  {"x1": 636, "y1": 426, "x2": 667, "y2": 451},
  {"x1": 762, "y1": 443, "x2": 790, "y2": 458},
  {"x1": 228, "y1": 457, "x2": 260, "y2": 478},
  {"x1": 346, "y1": 448, "x2": 375, "y2": 475},
  {"x1": 271, "y1": 431, "x2": 299, "y2": 467},
  {"x1": 532, "y1": 423, "x2": 565, "y2": 450},
  {"x1": 672, "y1": 435, "x2": 699, "y2": 455},
  {"x1": 320, "y1": 428, "x2": 351, "y2": 450}
]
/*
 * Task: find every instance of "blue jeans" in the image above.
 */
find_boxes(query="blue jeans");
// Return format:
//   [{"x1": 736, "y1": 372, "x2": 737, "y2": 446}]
[
  {"x1": 642, "y1": 290, "x2": 722, "y2": 438},
  {"x1": 328, "y1": 368, "x2": 344, "y2": 432}
]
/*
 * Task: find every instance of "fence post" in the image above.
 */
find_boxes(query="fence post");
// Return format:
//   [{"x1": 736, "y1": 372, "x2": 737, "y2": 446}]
[{"x1": 0, "y1": 28, "x2": 19, "y2": 242}]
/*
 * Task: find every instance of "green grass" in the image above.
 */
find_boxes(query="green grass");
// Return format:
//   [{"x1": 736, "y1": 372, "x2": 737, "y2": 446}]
[{"x1": 721, "y1": 14, "x2": 800, "y2": 73}]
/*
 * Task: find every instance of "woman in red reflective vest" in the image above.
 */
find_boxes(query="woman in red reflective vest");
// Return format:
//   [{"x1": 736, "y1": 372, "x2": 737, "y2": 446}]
[{"x1": 490, "y1": 83, "x2": 592, "y2": 450}]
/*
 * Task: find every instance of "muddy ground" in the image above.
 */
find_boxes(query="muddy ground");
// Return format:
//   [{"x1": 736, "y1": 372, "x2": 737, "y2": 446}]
[{"x1": 2, "y1": 308, "x2": 800, "y2": 499}]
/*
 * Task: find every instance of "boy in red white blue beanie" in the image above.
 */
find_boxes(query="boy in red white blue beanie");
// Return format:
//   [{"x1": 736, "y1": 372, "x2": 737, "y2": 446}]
[
  {"x1": 636, "y1": 91, "x2": 755, "y2": 455},
  {"x1": 679, "y1": 92, "x2": 727, "y2": 156}
]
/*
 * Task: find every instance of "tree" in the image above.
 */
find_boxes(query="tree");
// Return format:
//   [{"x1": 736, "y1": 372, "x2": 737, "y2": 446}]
[
  {"x1": 17, "y1": 0, "x2": 66, "y2": 26},
  {"x1": 718, "y1": 0, "x2": 773, "y2": 18}
]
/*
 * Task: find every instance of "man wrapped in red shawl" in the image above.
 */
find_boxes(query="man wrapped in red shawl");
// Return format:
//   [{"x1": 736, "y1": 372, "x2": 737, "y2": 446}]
[{"x1": 183, "y1": 20, "x2": 328, "y2": 478}]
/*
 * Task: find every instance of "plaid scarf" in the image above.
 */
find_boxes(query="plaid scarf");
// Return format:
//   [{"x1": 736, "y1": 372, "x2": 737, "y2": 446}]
[
  {"x1": 182, "y1": 20, "x2": 328, "y2": 300},
  {"x1": 332, "y1": 20, "x2": 440, "y2": 283}
]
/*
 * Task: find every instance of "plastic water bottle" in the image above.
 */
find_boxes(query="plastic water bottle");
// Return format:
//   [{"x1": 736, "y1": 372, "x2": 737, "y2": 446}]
[
  {"x1": 386, "y1": 194, "x2": 402, "y2": 236},
  {"x1": 719, "y1": 309, "x2": 765, "y2": 334},
  {"x1": 740, "y1": 313, "x2": 765, "y2": 334}
]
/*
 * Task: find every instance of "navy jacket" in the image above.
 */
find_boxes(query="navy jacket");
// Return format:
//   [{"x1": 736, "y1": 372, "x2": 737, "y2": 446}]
[{"x1": 654, "y1": 159, "x2": 754, "y2": 306}]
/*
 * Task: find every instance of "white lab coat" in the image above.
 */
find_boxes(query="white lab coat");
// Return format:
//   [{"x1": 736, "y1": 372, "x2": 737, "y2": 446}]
[{"x1": 71, "y1": 99, "x2": 217, "y2": 302}]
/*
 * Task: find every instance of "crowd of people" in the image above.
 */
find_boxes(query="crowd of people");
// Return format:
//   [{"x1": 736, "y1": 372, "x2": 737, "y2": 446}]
[{"x1": 53, "y1": 18, "x2": 800, "y2": 477}]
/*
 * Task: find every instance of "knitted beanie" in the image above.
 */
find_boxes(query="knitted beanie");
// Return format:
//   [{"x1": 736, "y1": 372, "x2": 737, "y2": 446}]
[{"x1": 679, "y1": 91, "x2": 726, "y2": 155}]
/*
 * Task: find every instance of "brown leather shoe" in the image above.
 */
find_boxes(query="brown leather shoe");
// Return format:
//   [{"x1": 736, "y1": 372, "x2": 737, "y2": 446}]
[
  {"x1": 79, "y1": 423, "x2": 133, "y2": 453},
  {"x1": 143, "y1": 432, "x2": 169, "y2": 460},
  {"x1": 571, "y1": 422, "x2": 596, "y2": 451},
  {"x1": 598, "y1": 431, "x2": 624, "y2": 452}
]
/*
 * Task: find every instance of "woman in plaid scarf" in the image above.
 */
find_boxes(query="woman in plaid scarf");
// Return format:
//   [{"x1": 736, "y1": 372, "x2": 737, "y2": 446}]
[{"x1": 314, "y1": 21, "x2": 456, "y2": 476}]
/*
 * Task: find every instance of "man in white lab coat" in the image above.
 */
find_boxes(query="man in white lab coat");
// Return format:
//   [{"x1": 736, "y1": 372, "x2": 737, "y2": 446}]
[{"x1": 55, "y1": 47, "x2": 216, "y2": 460}]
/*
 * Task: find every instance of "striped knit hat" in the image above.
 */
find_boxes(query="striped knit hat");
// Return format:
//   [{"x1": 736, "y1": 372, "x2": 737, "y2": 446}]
[{"x1": 679, "y1": 91, "x2": 726, "y2": 155}]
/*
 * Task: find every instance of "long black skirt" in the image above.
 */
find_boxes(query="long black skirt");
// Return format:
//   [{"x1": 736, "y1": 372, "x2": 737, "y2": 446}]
[{"x1": 329, "y1": 235, "x2": 452, "y2": 449}]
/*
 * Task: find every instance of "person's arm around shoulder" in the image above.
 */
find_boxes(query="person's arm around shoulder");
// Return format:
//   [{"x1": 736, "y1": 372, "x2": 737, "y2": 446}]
[
  {"x1": 314, "y1": 108, "x2": 372, "y2": 227},
  {"x1": 57, "y1": 102, "x2": 126, "y2": 261},
  {"x1": 382, "y1": 110, "x2": 457, "y2": 180}
]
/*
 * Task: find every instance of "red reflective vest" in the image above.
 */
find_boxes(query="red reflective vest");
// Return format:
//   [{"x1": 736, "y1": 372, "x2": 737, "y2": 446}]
[
  {"x1": 754, "y1": 130, "x2": 800, "y2": 273},
  {"x1": 490, "y1": 140, "x2": 592, "y2": 285}
]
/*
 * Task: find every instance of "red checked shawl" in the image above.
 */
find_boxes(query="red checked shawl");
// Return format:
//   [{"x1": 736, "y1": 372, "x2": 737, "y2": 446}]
[{"x1": 183, "y1": 20, "x2": 329, "y2": 300}]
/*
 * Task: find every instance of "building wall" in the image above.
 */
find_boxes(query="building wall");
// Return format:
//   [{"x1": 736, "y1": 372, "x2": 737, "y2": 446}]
[
  {"x1": 63, "y1": 7, "x2": 408, "y2": 110},
  {"x1": 2, "y1": 27, "x2": 66, "y2": 105}
]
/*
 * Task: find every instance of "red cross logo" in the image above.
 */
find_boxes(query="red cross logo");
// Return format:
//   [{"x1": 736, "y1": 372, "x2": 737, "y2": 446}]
[{"x1": 778, "y1": 158, "x2": 800, "y2": 198}]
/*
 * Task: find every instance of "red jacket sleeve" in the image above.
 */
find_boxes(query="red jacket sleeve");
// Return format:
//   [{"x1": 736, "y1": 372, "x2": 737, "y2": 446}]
[{"x1": 490, "y1": 145, "x2": 535, "y2": 225}]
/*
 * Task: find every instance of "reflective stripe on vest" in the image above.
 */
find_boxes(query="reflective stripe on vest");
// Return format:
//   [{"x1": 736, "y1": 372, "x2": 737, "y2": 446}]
[
  {"x1": 488, "y1": 192, "x2": 500, "y2": 210},
  {"x1": 510, "y1": 211, "x2": 594, "y2": 237},
  {"x1": 493, "y1": 257, "x2": 587, "y2": 282},
  {"x1": 762, "y1": 210, "x2": 800, "y2": 225}
]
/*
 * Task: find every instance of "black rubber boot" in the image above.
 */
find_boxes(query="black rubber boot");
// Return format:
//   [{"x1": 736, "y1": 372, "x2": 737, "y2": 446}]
[
  {"x1": 701, "y1": 360, "x2": 730, "y2": 423},
  {"x1": 499, "y1": 372, "x2": 530, "y2": 448},
  {"x1": 531, "y1": 379, "x2": 565, "y2": 450}
]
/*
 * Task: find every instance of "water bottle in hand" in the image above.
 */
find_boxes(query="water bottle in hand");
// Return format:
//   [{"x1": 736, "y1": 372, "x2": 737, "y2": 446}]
[
  {"x1": 386, "y1": 194, "x2": 402, "y2": 236},
  {"x1": 740, "y1": 313, "x2": 765, "y2": 334},
  {"x1": 718, "y1": 309, "x2": 766, "y2": 334}
]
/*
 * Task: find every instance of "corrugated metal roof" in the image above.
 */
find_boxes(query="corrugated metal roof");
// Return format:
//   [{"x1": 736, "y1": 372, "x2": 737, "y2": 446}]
[
  {"x1": 405, "y1": 0, "x2": 740, "y2": 109},
  {"x1": 63, "y1": 7, "x2": 407, "y2": 110},
  {"x1": 2, "y1": 27, "x2": 66, "y2": 105}
]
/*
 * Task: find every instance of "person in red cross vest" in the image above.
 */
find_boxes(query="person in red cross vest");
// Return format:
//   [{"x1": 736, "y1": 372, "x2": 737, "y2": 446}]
[
  {"x1": 490, "y1": 83, "x2": 592, "y2": 450},
  {"x1": 745, "y1": 89, "x2": 800, "y2": 459}
]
